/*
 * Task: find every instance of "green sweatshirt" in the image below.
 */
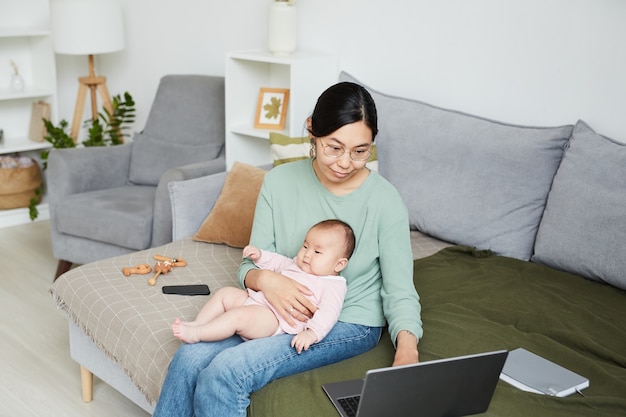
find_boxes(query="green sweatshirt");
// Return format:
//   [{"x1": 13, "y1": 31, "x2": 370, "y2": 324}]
[{"x1": 237, "y1": 159, "x2": 422, "y2": 345}]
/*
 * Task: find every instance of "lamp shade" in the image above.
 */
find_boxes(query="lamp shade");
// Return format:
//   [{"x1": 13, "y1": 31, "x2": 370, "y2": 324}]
[{"x1": 51, "y1": 0, "x2": 125, "y2": 55}]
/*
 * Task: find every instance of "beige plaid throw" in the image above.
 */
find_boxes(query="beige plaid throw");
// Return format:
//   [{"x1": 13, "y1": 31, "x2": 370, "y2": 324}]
[{"x1": 50, "y1": 232, "x2": 449, "y2": 403}]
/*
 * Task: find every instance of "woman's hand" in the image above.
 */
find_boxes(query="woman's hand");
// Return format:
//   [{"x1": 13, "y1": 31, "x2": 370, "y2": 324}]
[
  {"x1": 392, "y1": 330, "x2": 419, "y2": 366},
  {"x1": 245, "y1": 268, "x2": 316, "y2": 326}
]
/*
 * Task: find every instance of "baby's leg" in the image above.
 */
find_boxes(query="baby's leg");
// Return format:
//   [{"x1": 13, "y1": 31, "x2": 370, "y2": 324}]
[
  {"x1": 174, "y1": 305, "x2": 279, "y2": 343},
  {"x1": 190, "y1": 286, "x2": 249, "y2": 325},
  {"x1": 233, "y1": 305, "x2": 280, "y2": 340}
]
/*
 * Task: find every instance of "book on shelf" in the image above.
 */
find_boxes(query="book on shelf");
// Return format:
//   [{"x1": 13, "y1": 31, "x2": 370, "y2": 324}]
[{"x1": 500, "y1": 348, "x2": 589, "y2": 397}]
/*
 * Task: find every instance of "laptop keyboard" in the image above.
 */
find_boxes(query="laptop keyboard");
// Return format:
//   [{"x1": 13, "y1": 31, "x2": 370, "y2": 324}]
[{"x1": 338, "y1": 395, "x2": 360, "y2": 416}]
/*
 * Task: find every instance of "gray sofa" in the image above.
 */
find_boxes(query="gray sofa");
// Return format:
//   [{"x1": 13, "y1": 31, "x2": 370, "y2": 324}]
[{"x1": 50, "y1": 72, "x2": 626, "y2": 416}]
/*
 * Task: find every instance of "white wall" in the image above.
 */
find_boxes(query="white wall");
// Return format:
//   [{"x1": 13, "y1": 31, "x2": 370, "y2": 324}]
[{"x1": 54, "y1": 0, "x2": 626, "y2": 142}]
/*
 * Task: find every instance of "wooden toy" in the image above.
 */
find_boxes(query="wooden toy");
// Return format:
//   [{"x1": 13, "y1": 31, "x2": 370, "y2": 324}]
[
  {"x1": 121, "y1": 264, "x2": 152, "y2": 276},
  {"x1": 147, "y1": 255, "x2": 187, "y2": 286}
]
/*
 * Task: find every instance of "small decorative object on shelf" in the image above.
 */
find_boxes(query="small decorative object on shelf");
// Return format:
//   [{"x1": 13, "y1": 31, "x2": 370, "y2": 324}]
[
  {"x1": 9, "y1": 60, "x2": 25, "y2": 92},
  {"x1": 29, "y1": 101, "x2": 51, "y2": 142},
  {"x1": 268, "y1": 0, "x2": 297, "y2": 55},
  {"x1": 255, "y1": 87, "x2": 290, "y2": 130}
]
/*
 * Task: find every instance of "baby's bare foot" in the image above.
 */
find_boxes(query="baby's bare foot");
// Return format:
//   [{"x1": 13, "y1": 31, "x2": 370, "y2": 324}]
[{"x1": 172, "y1": 318, "x2": 199, "y2": 343}]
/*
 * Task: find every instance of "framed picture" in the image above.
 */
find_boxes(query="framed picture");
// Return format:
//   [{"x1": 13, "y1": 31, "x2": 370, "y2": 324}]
[{"x1": 254, "y1": 87, "x2": 290, "y2": 130}]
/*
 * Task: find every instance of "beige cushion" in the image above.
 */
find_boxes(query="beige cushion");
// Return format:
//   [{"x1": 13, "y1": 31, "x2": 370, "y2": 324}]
[{"x1": 193, "y1": 162, "x2": 266, "y2": 248}]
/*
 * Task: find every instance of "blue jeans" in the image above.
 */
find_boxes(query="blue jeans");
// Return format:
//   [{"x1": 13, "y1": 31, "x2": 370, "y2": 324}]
[{"x1": 152, "y1": 322, "x2": 382, "y2": 417}]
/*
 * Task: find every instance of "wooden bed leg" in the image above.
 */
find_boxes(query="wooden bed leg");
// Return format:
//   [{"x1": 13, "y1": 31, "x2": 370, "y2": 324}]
[{"x1": 80, "y1": 366, "x2": 94, "y2": 402}]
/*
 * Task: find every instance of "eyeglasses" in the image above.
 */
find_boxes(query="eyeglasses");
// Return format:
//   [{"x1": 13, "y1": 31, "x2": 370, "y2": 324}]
[{"x1": 318, "y1": 139, "x2": 372, "y2": 161}]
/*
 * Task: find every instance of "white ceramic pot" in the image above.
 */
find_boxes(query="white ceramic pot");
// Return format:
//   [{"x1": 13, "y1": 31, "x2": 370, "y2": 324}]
[{"x1": 268, "y1": 1, "x2": 296, "y2": 55}]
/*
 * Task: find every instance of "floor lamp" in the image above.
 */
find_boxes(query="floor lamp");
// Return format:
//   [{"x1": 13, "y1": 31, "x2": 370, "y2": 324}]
[{"x1": 51, "y1": 0, "x2": 125, "y2": 142}]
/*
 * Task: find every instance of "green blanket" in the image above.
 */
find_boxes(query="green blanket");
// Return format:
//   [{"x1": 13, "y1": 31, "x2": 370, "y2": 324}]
[{"x1": 249, "y1": 246, "x2": 626, "y2": 417}]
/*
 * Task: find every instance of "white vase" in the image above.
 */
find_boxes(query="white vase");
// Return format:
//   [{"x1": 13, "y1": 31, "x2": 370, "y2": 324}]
[
  {"x1": 10, "y1": 74, "x2": 24, "y2": 92},
  {"x1": 268, "y1": 1, "x2": 296, "y2": 55}
]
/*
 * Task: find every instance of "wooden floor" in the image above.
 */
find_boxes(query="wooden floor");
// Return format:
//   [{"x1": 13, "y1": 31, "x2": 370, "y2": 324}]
[{"x1": 0, "y1": 220, "x2": 150, "y2": 417}]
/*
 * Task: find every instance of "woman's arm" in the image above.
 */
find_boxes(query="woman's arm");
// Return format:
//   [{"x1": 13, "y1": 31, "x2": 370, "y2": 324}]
[
  {"x1": 393, "y1": 330, "x2": 419, "y2": 366},
  {"x1": 377, "y1": 188, "x2": 422, "y2": 365}
]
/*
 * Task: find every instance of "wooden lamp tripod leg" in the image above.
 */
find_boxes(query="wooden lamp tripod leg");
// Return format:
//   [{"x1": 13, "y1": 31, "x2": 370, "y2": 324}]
[
  {"x1": 70, "y1": 83, "x2": 88, "y2": 141},
  {"x1": 69, "y1": 54, "x2": 114, "y2": 142},
  {"x1": 98, "y1": 83, "x2": 114, "y2": 116}
]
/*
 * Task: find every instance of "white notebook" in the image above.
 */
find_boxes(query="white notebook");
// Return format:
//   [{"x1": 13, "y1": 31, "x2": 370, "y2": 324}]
[{"x1": 500, "y1": 348, "x2": 589, "y2": 397}]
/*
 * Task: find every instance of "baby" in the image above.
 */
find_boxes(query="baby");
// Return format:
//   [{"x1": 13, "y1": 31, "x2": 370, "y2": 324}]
[{"x1": 172, "y1": 219, "x2": 355, "y2": 353}]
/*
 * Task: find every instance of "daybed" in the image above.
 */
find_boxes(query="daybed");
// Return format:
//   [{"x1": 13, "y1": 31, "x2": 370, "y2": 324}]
[{"x1": 50, "y1": 72, "x2": 626, "y2": 416}]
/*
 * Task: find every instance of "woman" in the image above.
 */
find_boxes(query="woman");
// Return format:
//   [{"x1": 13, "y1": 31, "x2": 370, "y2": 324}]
[{"x1": 153, "y1": 81, "x2": 421, "y2": 417}]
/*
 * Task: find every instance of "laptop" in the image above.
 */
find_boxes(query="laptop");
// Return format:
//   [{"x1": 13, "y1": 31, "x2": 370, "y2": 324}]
[{"x1": 322, "y1": 350, "x2": 508, "y2": 417}]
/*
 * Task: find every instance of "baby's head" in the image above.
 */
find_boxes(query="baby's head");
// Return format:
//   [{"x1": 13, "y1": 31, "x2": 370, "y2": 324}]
[{"x1": 296, "y1": 219, "x2": 355, "y2": 276}]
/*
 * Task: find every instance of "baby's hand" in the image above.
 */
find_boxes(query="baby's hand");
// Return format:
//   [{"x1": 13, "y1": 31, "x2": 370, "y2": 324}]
[
  {"x1": 291, "y1": 329, "x2": 318, "y2": 354},
  {"x1": 242, "y1": 245, "x2": 261, "y2": 261}
]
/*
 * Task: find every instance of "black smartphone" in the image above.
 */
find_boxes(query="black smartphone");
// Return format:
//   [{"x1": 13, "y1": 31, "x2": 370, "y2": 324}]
[{"x1": 162, "y1": 284, "x2": 210, "y2": 296}]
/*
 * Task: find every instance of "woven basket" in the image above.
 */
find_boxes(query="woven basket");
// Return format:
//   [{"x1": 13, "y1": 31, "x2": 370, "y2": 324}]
[{"x1": 0, "y1": 163, "x2": 42, "y2": 209}]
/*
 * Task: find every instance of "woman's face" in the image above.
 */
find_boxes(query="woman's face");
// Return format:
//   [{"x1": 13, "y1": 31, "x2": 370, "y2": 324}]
[{"x1": 312, "y1": 121, "x2": 373, "y2": 186}]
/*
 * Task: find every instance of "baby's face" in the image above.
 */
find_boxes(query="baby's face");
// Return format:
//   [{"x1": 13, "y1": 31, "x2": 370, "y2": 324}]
[{"x1": 295, "y1": 227, "x2": 346, "y2": 276}]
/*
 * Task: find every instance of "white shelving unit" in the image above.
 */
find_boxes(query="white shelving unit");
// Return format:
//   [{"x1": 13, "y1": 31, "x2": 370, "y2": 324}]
[
  {"x1": 225, "y1": 49, "x2": 337, "y2": 169},
  {"x1": 0, "y1": 1, "x2": 57, "y2": 227}
]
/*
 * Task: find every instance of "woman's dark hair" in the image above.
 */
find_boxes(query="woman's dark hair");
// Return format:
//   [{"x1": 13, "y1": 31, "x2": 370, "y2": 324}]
[{"x1": 308, "y1": 82, "x2": 378, "y2": 141}]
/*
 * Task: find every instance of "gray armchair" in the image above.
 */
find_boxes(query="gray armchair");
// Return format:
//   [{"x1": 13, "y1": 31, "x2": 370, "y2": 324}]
[{"x1": 48, "y1": 74, "x2": 226, "y2": 279}]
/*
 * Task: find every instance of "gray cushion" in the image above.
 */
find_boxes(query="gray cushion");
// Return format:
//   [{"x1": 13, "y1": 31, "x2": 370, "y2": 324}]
[
  {"x1": 55, "y1": 185, "x2": 156, "y2": 250},
  {"x1": 128, "y1": 132, "x2": 223, "y2": 186},
  {"x1": 142, "y1": 74, "x2": 225, "y2": 146},
  {"x1": 339, "y1": 71, "x2": 573, "y2": 260},
  {"x1": 532, "y1": 120, "x2": 626, "y2": 290},
  {"x1": 169, "y1": 171, "x2": 228, "y2": 241}
]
